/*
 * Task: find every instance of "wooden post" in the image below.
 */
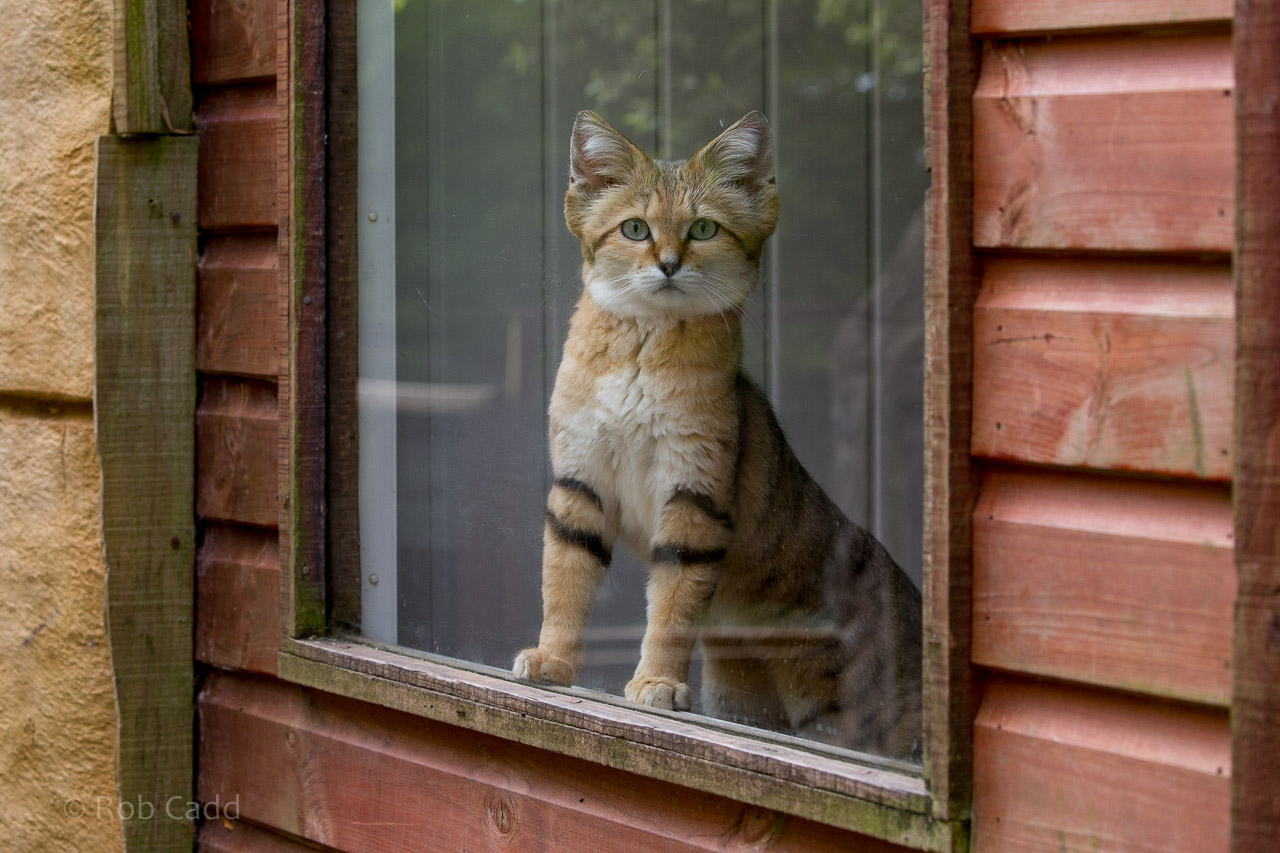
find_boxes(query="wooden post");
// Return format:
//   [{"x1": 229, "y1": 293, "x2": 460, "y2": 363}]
[
  {"x1": 95, "y1": 135, "x2": 198, "y2": 851},
  {"x1": 112, "y1": 0, "x2": 193, "y2": 133},
  {"x1": 1232, "y1": 1, "x2": 1280, "y2": 849},
  {"x1": 923, "y1": 0, "x2": 980, "y2": 830},
  {"x1": 278, "y1": 0, "x2": 329, "y2": 637}
]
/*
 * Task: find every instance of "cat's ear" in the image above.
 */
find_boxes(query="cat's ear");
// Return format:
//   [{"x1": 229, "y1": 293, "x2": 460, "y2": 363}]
[
  {"x1": 693, "y1": 111, "x2": 775, "y2": 188},
  {"x1": 569, "y1": 111, "x2": 647, "y2": 192}
]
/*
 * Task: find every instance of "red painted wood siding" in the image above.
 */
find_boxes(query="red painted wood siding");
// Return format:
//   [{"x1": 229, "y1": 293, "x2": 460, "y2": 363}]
[{"x1": 967, "y1": 6, "x2": 1237, "y2": 852}]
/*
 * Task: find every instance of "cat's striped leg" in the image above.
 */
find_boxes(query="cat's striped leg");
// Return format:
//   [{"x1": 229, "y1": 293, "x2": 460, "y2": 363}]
[
  {"x1": 513, "y1": 476, "x2": 615, "y2": 686},
  {"x1": 626, "y1": 486, "x2": 735, "y2": 710}
]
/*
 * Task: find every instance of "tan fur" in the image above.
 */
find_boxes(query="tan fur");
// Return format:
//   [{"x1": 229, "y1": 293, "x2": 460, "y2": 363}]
[{"x1": 513, "y1": 112, "x2": 922, "y2": 759}]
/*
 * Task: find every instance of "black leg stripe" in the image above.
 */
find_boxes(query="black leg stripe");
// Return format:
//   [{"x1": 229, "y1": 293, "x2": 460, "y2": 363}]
[
  {"x1": 795, "y1": 699, "x2": 843, "y2": 733},
  {"x1": 666, "y1": 487, "x2": 733, "y2": 530},
  {"x1": 546, "y1": 510, "x2": 611, "y2": 567},
  {"x1": 553, "y1": 476, "x2": 604, "y2": 512},
  {"x1": 650, "y1": 544, "x2": 728, "y2": 566}
]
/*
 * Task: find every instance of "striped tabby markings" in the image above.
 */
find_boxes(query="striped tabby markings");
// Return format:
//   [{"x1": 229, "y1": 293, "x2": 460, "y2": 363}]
[
  {"x1": 545, "y1": 476, "x2": 612, "y2": 568},
  {"x1": 650, "y1": 487, "x2": 733, "y2": 566},
  {"x1": 553, "y1": 475, "x2": 604, "y2": 511}
]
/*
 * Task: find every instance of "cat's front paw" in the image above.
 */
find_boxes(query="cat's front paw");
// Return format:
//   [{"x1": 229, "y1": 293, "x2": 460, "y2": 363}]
[
  {"x1": 512, "y1": 648, "x2": 576, "y2": 686},
  {"x1": 625, "y1": 676, "x2": 691, "y2": 711}
]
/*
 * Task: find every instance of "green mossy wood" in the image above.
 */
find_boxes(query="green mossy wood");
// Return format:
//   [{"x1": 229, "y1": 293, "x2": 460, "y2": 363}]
[
  {"x1": 113, "y1": 0, "x2": 192, "y2": 133},
  {"x1": 95, "y1": 135, "x2": 198, "y2": 851}
]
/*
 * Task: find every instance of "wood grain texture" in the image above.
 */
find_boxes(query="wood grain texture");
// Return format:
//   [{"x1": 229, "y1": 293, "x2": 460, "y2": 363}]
[
  {"x1": 191, "y1": 0, "x2": 277, "y2": 85},
  {"x1": 277, "y1": 0, "x2": 328, "y2": 637},
  {"x1": 198, "y1": 235, "x2": 279, "y2": 379},
  {"x1": 974, "y1": 678, "x2": 1230, "y2": 852},
  {"x1": 199, "y1": 671, "x2": 918, "y2": 853},
  {"x1": 196, "y1": 523, "x2": 280, "y2": 674},
  {"x1": 1231, "y1": 0, "x2": 1280, "y2": 848},
  {"x1": 325, "y1": 0, "x2": 361, "y2": 635},
  {"x1": 280, "y1": 639, "x2": 931, "y2": 822},
  {"x1": 113, "y1": 0, "x2": 193, "y2": 132},
  {"x1": 922, "y1": 0, "x2": 980, "y2": 826},
  {"x1": 196, "y1": 377, "x2": 279, "y2": 528},
  {"x1": 95, "y1": 135, "x2": 198, "y2": 851},
  {"x1": 972, "y1": 258, "x2": 1234, "y2": 479},
  {"x1": 973, "y1": 468, "x2": 1234, "y2": 704},
  {"x1": 200, "y1": 819, "x2": 337, "y2": 853},
  {"x1": 973, "y1": 33, "x2": 1234, "y2": 252},
  {"x1": 196, "y1": 84, "x2": 276, "y2": 231},
  {"x1": 972, "y1": 0, "x2": 1232, "y2": 34}
]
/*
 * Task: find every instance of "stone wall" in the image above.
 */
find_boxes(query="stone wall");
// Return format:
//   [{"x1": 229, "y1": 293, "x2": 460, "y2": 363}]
[{"x1": 0, "y1": 0, "x2": 122, "y2": 849}]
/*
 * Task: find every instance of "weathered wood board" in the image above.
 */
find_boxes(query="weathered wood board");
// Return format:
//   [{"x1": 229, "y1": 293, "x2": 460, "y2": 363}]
[
  {"x1": 1231, "y1": 0, "x2": 1280, "y2": 849},
  {"x1": 973, "y1": 34, "x2": 1234, "y2": 252},
  {"x1": 196, "y1": 523, "x2": 281, "y2": 675},
  {"x1": 191, "y1": 0, "x2": 277, "y2": 86},
  {"x1": 923, "y1": 0, "x2": 981, "y2": 824},
  {"x1": 113, "y1": 0, "x2": 193, "y2": 132},
  {"x1": 199, "y1": 671, "x2": 916, "y2": 853},
  {"x1": 196, "y1": 377, "x2": 279, "y2": 527},
  {"x1": 200, "y1": 819, "x2": 335, "y2": 852},
  {"x1": 972, "y1": 258, "x2": 1234, "y2": 479},
  {"x1": 198, "y1": 235, "x2": 279, "y2": 379},
  {"x1": 973, "y1": 468, "x2": 1234, "y2": 704},
  {"x1": 972, "y1": 0, "x2": 1232, "y2": 34},
  {"x1": 974, "y1": 678, "x2": 1230, "y2": 852},
  {"x1": 95, "y1": 134, "x2": 197, "y2": 851},
  {"x1": 196, "y1": 84, "x2": 277, "y2": 231}
]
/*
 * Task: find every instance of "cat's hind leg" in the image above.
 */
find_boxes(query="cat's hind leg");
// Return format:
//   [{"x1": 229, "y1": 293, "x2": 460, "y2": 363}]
[
  {"x1": 513, "y1": 476, "x2": 615, "y2": 686},
  {"x1": 700, "y1": 640, "x2": 790, "y2": 730}
]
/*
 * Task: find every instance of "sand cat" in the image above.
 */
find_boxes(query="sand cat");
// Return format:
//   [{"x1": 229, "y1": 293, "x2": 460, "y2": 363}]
[{"x1": 513, "y1": 111, "x2": 921, "y2": 759}]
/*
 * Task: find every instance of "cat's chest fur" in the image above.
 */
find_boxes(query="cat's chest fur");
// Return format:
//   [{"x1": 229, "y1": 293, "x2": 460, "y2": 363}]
[{"x1": 550, "y1": 299, "x2": 739, "y2": 546}]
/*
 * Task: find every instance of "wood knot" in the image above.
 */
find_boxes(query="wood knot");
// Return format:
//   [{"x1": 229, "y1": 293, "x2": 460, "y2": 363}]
[
  {"x1": 484, "y1": 792, "x2": 517, "y2": 843},
  {"x1": 732, "y1": 805, "x2": 784, "y2": 847}
]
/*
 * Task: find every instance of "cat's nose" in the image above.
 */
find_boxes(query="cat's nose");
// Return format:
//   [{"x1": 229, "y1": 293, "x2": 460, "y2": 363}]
[{"x1": 658, "y1": 257, "x2": 680, "y2": 278}]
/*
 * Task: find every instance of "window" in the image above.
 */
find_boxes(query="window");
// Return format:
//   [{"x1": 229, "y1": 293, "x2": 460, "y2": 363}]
[
  {"x1": 280, "y1": 0, "x2": 976, "y2": 844},
  {"x1": 358, "y1": 0, "x2": 924, "y2": 722}
]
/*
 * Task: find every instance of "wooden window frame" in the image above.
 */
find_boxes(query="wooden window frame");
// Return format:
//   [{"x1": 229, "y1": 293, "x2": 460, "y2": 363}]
[{"x1": 273, "y1": 2, "x2": 979, "y2": 850}]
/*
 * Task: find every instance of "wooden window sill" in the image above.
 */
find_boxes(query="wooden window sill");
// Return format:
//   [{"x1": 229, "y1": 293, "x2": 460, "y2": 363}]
[{"x1": 278, "y1": 636, "x2": 960, "y2": 852}]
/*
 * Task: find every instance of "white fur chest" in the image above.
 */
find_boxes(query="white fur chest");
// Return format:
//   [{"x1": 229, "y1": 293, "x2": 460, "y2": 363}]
[{"x1": 555, "y1": 360, "x2": 688, "y2": 547}]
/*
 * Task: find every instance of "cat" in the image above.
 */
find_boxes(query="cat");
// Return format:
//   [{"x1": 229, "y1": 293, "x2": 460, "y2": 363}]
[{"x1": 512, "y1": 110, "x2": 922, "y2": 759}]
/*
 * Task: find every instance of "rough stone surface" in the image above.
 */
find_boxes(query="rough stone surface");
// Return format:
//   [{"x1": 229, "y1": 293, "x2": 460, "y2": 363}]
[
  {"x1": 0, "y1": 1, "x2": 120, "y2": 849},
  {"x1": 0, "y1": 411, "x2": 121, "y2": 851},
  {"x1": 0, "y1": 0, "x2": 112, "y2": 400}
]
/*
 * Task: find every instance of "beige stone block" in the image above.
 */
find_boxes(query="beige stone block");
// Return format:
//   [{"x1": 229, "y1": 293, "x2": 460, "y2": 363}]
[
  {"x1": 0, "y1": 0, "x2": 113, "y2": 401},
  {"x1": 0, "y1": 409, "x2": 121, "y2": 852}
]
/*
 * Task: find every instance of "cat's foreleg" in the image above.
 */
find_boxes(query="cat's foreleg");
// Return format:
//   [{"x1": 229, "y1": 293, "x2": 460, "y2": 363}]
[
  {"x1": 513, "y1": 477, "x2": 614, "y2": 686},
  {"x1": 626, "y1": 487, "x2": 734, "y2": 710}
]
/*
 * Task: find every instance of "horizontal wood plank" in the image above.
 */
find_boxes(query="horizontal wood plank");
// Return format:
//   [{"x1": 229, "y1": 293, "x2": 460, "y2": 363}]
[
  {"x1": 974, "y1": 678, "x2": 1230, "y2": 852},
  {"x1": 191, "y1": 0, "x2": 277, "y2": 85},
  {"x1": 973, "y1": 34, "x2": 1234, "y2": 252},
  {"x1": 199, "y1": 672, "x2": 916, "y2": 853},
  {"x1": 973, "y1": 468, "x2": 1234, "y2": 704},
  {"x1": 196, "y1": 377, "x2": 278, "y2": 527},
  {"x1": 972, "y1": 0, "x2": 1232, "y2": 35},
  {"x1": 196, "y1": 84, "x2": 276, "y2": 231},
  {"x1": 972, "y1": 258, "x2": 1234, "y2": 479},
  {"x1": 196, "y1": 523, "x2": 280, "y2": 674},
  {"x1": 198, "y1": 235, "x2": 278, "y2": 378},
  {"x1": 199, "y1": 820, "x2": 332, "y2": 853}
]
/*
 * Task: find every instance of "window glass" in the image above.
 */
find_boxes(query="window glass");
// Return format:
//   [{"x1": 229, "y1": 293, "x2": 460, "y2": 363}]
[{"x1": 358, "y1": 0, "x2": 925, "y2": 760}]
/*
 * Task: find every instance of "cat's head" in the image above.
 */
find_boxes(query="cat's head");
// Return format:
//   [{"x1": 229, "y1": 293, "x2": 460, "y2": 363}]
[{"x1": 564, "y1": 111, "x2": 779, "y2": 320}]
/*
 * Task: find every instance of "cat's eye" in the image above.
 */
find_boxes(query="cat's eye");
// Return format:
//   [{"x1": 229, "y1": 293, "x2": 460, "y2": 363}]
[
  {"x1": 688, "y1": 219, "x2": 719, "y2": 241},
  {"x1": 620, "y1": 218, "x2": 650, "y2": 241}
]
